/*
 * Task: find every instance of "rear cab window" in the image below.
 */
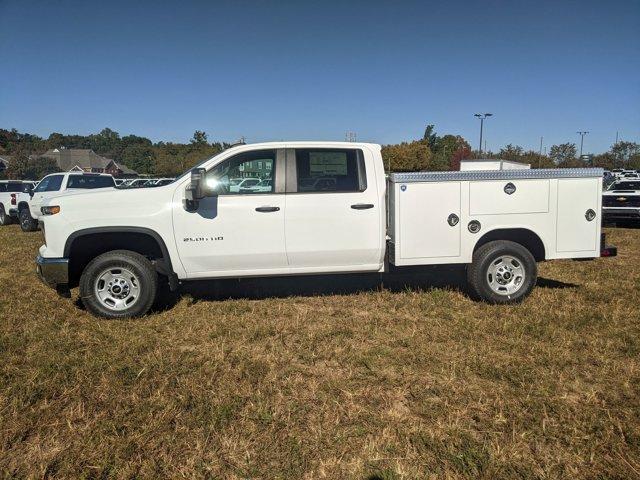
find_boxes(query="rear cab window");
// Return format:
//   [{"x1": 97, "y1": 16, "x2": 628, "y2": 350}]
[
  {"x1": 294, "y1": 148, "x2": 367, "y2": 193},
  {"x1": 5, "y1": 182, "x2": 25, "y2": 192},
  {"x1": 67, "y1": 175, "x2": 115, "y2": 189}
]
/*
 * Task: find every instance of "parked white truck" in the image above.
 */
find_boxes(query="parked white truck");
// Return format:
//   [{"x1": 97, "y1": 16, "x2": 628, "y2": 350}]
[
  {"x1": 23, "y1": 172, "x2": 116, "y2": 230},
  {"x1": 35, "y1": 142, "x2": 616, "y2": 319},
  {"x1": 0, "y1": 180, "x2": 36, "y2": 227}
]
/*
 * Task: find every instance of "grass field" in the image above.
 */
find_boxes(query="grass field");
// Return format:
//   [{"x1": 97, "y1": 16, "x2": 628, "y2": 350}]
[{"x1": 1, "y1": 224, "x2": 639, "y2": 479}]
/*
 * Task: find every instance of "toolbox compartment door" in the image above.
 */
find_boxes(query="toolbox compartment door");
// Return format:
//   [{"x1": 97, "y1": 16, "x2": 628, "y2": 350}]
[
  {"x1": 556, "y1": 178, "x2": 600, "y2": 252},
  {"x1": 398, "y1": 182, "x2": 461, "y2": 259},
  {"x1": 469, "y1": 179, "x2": 549, "y2": 215}
]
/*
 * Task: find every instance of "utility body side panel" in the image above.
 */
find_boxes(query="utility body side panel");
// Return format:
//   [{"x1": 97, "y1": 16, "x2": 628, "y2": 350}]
[{"x1": 388, "y1": 169, "x2": 603, "y2": 266}]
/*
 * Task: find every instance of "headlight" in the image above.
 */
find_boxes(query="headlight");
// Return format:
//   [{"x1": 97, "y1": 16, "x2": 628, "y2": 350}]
[{"x1": 41, "y1": 206, "x2": 61, "y2": 216}]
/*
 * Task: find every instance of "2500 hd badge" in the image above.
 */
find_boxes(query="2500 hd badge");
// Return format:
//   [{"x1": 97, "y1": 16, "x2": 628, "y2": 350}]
[{"x1": 183, "y1": 236, "x2": 224, "y2": 242}]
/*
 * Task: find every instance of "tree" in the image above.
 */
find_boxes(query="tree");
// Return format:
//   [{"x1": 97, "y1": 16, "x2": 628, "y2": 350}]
[
  {"x1": 549, "y1": 143, "x2": 577, "y2": 165},
  {"x1": 611, "y1": 141, "x2": 640, "y2": 168},
  {"x1": 498, "y1": 144, "x2": 524, "y2": 160},
  {"x1": 450, "y1": 145, "x2": 472, "y2": 171},
  {"x1": 381, "y1": 141, "x2": 432, "y2": 172},
  {"x1": 423, "y1": 124, "x2": 438, "y2": 147},
  {"x1": 191, "y1": 130, "x2": 209, "y2": 145},
  {"x1": 121, "y1": 145, "x2": 156, "y2": 175},
  {"x1": 6, "y1": 150, "x2": 58, "y2": 180}
]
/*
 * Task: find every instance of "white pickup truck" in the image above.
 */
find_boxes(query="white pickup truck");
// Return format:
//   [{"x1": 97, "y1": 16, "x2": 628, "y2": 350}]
[
  {"x1": 35, "y1": 142, "x2": 616, "y2": 319},
  {"x1": 0, "y1": 180, "x2": 36, "y2": 227},
  {"x1": 26, "y1": 172, "x2": 116, "y2": 227}
]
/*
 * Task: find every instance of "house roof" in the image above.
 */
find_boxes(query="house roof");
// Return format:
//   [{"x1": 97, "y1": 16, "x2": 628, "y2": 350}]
[
  {"x1": 42, "y1": 148, "x2": 112, "y2": 171},
  {"x1": 41, "y1": 148, "x2": 137, "y2": 175},
  {"x1": 114, "y1": 162, "x2": 137, "y2": 175}
]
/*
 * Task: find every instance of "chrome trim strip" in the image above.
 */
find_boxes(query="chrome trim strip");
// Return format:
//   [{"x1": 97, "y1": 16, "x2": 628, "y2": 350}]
[{"x1": 389, "y1": 168, "x2": 604, "y2": 183}]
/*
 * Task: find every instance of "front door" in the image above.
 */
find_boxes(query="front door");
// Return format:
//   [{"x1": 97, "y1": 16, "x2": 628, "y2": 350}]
[
  {"x1": 284, "y1": 147, "x2": 382, "y2": 271},
  {"x1": 172, "y1": 149, "x2": 288, "y2": 277}
]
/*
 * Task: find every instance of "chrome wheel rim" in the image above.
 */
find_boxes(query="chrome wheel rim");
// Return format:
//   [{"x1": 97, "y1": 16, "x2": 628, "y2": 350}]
[
  {"x1": 486, "y1": 255, "x2": 525, "y2": 296},
  {"x1": 94, "y1": 267, "x2": 141, "y2": 311},
  {"x1": 20, "y1": 213, "x2": 30, "y2": 229}
]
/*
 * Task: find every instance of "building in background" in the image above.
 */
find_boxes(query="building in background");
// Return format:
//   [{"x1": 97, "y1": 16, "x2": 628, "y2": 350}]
[
  {"x1": 40, "y1": 148, "x2": 138, "y2": 177},
  {"x1": 459, "y1": 159, "x2": 531, "y2": 171}
]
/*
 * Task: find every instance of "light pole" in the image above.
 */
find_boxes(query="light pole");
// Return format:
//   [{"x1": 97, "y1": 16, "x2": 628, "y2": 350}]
[
  {"x1": 474, "y1": 113, "x2": 492, "y2": 156},
  {"x1": 577, "y1": 131, "x2": 589, "y2": 157}
]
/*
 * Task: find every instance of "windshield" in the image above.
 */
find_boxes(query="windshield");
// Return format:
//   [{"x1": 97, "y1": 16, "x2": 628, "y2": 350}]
[
  {"x1": 34, "y1": 175, "x2": 64, "y2": 192},
  {"x1": 608, "y1": 181, "x2": 640, "y2": 191},
  {"x1": 67, "y1": 175, "x2": 115, "y2": 189}
]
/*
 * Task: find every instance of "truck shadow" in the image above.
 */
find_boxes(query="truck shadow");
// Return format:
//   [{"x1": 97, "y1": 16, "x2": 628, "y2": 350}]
[{"x1": 150, "y1": 266, "x2": 577, "y2": 313}]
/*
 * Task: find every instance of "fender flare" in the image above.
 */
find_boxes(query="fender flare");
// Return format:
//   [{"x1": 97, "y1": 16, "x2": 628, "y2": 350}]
[{"x1": 64, "y1": 226, "x2": 178, "y2": 288}]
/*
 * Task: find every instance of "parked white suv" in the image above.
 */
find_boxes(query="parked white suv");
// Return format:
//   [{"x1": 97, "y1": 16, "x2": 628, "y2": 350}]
[
  {"x1": 28, "y1": 172, "x2": 116, "y2": 225},
  {"x1": 35, "y1": 142, "x2": 616, "y2": 319}
]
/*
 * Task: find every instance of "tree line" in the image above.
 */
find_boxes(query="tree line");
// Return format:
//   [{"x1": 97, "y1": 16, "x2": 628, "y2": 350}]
[{"x1": 1, "y1": 126, "x2": 638, "y2": 179}]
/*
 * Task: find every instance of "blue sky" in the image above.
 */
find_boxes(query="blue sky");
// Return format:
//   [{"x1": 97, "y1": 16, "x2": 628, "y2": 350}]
[{"x1": 1, "y1": 0, "x2": 638, "y2": 153}]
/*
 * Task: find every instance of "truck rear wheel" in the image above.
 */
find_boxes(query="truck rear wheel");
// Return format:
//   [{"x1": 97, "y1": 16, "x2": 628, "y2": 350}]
[
  {"x1": 467, "y1": 240, "x2": 537, "y2": 304},
  {"x1": 79, "y1": 250, "x2": 158, "y2": 319},
  {"x1": 0, "y1": 205, "x2": 12, "y2": 226},
  {"x1": 19, "y1": 208, "x2": 38, "y2": 232}
]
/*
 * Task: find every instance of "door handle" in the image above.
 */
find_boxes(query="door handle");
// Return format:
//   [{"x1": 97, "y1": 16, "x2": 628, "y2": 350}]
[
  {"x1": 351, "y1": 203, "x2": 374, "y2": 210},
  {"x1": 255, "y1": 206, "x2": 280, "y2": 213}
]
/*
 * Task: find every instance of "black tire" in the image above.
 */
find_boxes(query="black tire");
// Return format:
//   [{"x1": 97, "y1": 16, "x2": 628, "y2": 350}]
[
  {"x1": 0, "y1": 205, "x2": 12, "y2": 226},
  {"x1": 79, "y1": 250, "x2": 158, "y2": 319},
  {"x1": 19, "y1": 208, "x2": 38, "y2": 232},
  {"x1": 467, "y1": 240, "x2": 537, "y2": 304}
]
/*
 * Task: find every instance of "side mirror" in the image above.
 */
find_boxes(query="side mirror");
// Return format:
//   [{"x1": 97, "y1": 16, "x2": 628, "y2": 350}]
[
  {"x1": 185, "y1": 168, "x2": 205, "y2": 211},
  {"x1": 185, "y1": 168, "x2": 221, "y2": 211}
]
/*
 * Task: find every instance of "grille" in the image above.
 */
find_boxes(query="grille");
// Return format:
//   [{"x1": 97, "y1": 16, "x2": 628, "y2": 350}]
[{"x1": 603, "y1": 196, "x2": 640, "y2": 207}]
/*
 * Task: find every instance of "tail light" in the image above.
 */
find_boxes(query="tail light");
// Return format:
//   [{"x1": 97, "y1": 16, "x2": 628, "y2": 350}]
[{"x1": 10, "y1": 194, "x2": 16, "y2": 205}]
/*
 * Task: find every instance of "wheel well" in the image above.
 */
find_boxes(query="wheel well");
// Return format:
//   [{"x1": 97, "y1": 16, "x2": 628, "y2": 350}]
[
  {"x1": 17, "y1": 201, "x2": 29, "y2": 211},
  {"x1": 473, "y1": 228, "x2": 546, "y2": 262},
  {"x1": 66, "y1": 231, "x2": 171, "y2": 288}
]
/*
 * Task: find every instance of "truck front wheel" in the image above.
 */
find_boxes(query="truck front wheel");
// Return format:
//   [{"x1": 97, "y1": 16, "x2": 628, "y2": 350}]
[
  {"x1": 467, "y1": 240, "x2": 537, "y2": 304},
  {"x1": 19, "y1": 208, "x2": 38, "y2": 232},
  {"x1": 79, "y1": 250, "x2": 158, "y2": 319}
]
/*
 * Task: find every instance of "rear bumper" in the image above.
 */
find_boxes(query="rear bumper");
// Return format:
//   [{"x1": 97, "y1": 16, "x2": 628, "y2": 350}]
[
  {"x1": 603, "y1": 207, "x2": 640, "y2": 220},
  {"x1": 8, "y1": 207, "x2": 18, "y2": 217},
  {"x1": 36, "y1": 255, "x2": 69, "y2": 290}
]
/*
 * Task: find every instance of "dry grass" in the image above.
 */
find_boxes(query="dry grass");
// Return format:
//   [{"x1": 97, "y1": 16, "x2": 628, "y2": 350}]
[{"x1": 1, "y1": 225, "x2": 639, "y2": 479}]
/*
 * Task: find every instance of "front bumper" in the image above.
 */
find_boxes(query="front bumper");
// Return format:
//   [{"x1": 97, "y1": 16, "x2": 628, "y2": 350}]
[{"x1": 36, "y1": 255, "x2": 69, "y2": 290}]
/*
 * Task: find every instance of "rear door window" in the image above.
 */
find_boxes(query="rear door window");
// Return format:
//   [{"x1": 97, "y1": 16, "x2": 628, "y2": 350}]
[
  {"x1": 294, "y1": 149, "x2": 366, "y2": 193},
  {"x1": 5, "y1": 182, "x2": 24, "y2": 192},
  {"x1": 67, "y1": 176, "x2": 115, "y2": 189}
]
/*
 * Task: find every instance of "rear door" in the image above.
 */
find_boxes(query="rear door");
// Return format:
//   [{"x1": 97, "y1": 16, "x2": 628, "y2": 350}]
[{"x1": 284, "y1": 147, "x2": 382, "y2": 271}]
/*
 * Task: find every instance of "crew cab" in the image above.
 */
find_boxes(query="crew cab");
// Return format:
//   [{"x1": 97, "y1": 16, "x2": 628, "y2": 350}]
[
  {"x1": 602, "y1": 179, "x2": 640, "y2": 225},
  {"x1": 0, "y1": 180, "x2": 36, "y2": 226},
  {"x1": 35, "y1": 142, "x2": 616, "y2": 319},
  {"x1": 27, "y1": 172, "x2": 116, "y2": 224}
]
